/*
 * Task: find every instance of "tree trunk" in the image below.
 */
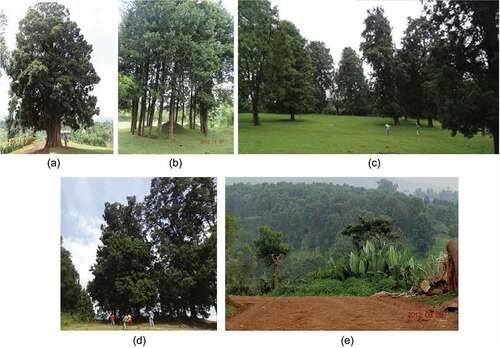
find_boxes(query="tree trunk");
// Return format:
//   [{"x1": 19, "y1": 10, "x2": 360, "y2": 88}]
[
  {"x1": 271, "y1": 255, "x2": 281, "y2": 290},
  {"x1": 158, "y1": 94, "x2": 165, "y2": 137},
  {"x1": 192, "y1": 90, "x2": 197, "y2": 129},
  {"x1": 45, "y1": 117, "x2": 62, "y2": 149},
  {"x1": 130, "y1": 98, "x2": 139, "y2": 134},
  {"x1": 493, "y1": 126, "x2": 499, "y2": 154},
  {"x1": 393, "y1": 116, "x2": 400, "y2": 125},
  {"x1": 290, "y1": 109, "x2": 295, "y2": 121},
  {"x1": 138, "y1": 95, "x2": 147, "y2": 136},
  {"x1": 175, "y1": 97, "x2": 179, "y2": 124},
  {"x1": 168, "y1": 92, "x2": 175, "y2": 143},
  {"x1": 251, "y1": 95, "x2": 260, "y2": 125},
  {"x1": 427, "y1": 116, "x2": 433, "y2": 128},
  {"x1": 189, "y1": 88, "x2": 193, "y2": 128},
  {"x1": 181, "y1": 100, "x2": 185, "y2": 127},
  {"x1": 200, "y1": 100, "x2": 208, "y2": 136}
]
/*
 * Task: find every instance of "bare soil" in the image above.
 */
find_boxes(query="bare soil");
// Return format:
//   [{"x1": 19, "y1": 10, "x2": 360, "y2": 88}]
[{"x1": 226, "y1": 296, "x2": 458, "y2": 331}]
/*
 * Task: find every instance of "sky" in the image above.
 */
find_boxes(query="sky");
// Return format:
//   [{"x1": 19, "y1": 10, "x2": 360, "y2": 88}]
[
  {"x1": 0, "y1": 0, "x2": 118, "y2": 121},
  {"x1": 61, "y1": 177, "x2": 151, "y2": 288},
  {"x1": 270, "y1": 0, "x2": 424, "y2": 71},
  {"x1": 226, "y1": 177, "x2": 459, "y2": 193}
]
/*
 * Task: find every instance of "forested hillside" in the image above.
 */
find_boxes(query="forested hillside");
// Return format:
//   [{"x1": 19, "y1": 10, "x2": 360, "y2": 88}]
[{"x1": 226, "y1": 180, "x2": 457, "y2": 295}]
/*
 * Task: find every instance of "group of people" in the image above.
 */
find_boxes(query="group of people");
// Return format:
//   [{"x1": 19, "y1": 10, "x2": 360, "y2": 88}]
[
  {"x1": 384, "y1": 122, "x2": 421, "y2": 136},
  {"x1": 108, "y1": 310, "x2": 155, "y2": 329}
]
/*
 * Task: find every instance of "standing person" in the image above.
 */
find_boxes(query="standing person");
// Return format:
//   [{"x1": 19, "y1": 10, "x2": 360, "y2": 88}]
[
  {"x1": 416, "y1": 122, "x2": 421, "y2": 136},
  {"x1": 110, "y1": 312, "x2": 116, "y2": 326},
  {"x1": 148, "y1": 309, "x2": 155, "y2": 328},
  {"x1": 122, "y1": 314, "x2": 131, "y2": 330}
]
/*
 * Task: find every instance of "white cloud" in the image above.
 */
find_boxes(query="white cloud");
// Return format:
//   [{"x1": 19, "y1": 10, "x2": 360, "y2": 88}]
[{"x1": 63, "y1": 211, "x2": 103, "y2": 288}]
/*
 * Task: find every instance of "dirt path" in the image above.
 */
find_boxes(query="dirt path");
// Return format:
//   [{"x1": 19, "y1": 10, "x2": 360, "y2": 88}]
[
  {"x1": 13, "y1": 140, "x2": 48, "y2": 154},
  {"x1": 226, "y1": 296, "x2": 458, "y2": 331}
]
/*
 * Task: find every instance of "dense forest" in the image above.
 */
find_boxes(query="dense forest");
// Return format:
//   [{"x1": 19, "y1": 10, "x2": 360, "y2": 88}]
[
  {"x1": 119, "y1": 0, "x2": 233, "y2": 146},
  {"x1": 238, "y1": 0, "x2": 499, "y2": 152},
  {"x1": 61, "y1": 178, "x2": 217, "y2": 327},
  {"x1": 226, "y1": 180, "x2": 458, "y2": 295}
]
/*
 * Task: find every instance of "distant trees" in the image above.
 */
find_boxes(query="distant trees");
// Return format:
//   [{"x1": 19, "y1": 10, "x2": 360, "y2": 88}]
[
  {"x1": 8, "y1": 3, "x2": 100, "y2": 149},
  {"x1": 119, "y1": 0, "x2": 232, "y2": 141},
  {"x1": 88, "y1": 178, "x2": 216, "y2": 320},
  {"x1": 334, "y1": 47, "x2": 370, "y2": 115},
  {"x1": 341, "y1": 216, "x2": 400, "y2": 250},
  {"x1": 0, "y1": 10, "x2": 7, "y2": 76},
  {"x1": 61, "y1": 242, "x2": 94, "y2": 321}
]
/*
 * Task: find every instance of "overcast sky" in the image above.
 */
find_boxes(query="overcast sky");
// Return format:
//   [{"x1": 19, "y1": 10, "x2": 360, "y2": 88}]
[
  {"x1": 0, "y1": 0, "x2": 118, "y2": 121},
  {"x1": 61, "y1": 177, "x2": 151, "y2": 288},
  {"x1": 270, "y1": 0, "x2": 424, "y2": 71}
]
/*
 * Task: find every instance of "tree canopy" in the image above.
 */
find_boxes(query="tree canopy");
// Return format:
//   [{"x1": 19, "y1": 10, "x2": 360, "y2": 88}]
[
  {"x1": 88, "y1": 178, "x2": 216, "y2": 320},
  {"x1": 8, "y1": 3, "x2": 100, "y2": 149}
]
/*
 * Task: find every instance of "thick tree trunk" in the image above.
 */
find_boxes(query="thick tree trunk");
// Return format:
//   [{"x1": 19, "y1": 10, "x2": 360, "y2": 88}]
[
  {"x1": 181, "y1": 100, "x2": 185, "y2": 127},
  {"x1": 189, "y1": 88, "x2": 193, "y2": 128},
  {"x1": 427, "y1": 116, "x2": 433, "y2": 128},
  {"x1": 251, "y1": 95, "x2": 260, "y2": 125},
  {"x1": 393, "y1": 116, "x2": 400, "y2": 125},
  {"x1": 45, "y1": 117, "x2": 62, "y2": 149},
  {"x1": 192, "y1": 91, "x2": 197, "y2": 129},
  {"x1": 138, "y1": 95, "x2": 147, "y2": 136},
  {"x1": 175, "y1": 98, "x2": 179, "y2": 124},
  {"x1": 290, "y1": 109, "x2": 295, "y2": 121},
  {"x1": 190, "y1": 305, "x2": 197, "y2": 320}
]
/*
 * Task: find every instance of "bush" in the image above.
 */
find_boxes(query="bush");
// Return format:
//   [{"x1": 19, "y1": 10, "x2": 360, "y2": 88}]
[
  {"x1": 68, "y1": 122, "x2": 112, "y2": 147},
  {"x1": 0, "y1": 133, "x2": 36, "y2": 154}
]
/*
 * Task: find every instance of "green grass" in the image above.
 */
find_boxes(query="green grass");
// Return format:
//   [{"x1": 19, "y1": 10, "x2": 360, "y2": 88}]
[
  {"x1": 239, "y1": 113, "x2": 493, "y2": 154},
  {"x1": 269, "y1": 276, "x2": 407, "y2": 297},
  {"x1": 119, "y1": 121, "x2": 233, "y2": 154},
  {"x1": 12, "y1": 140, "x2": 112, "y2": 154},
  {"x1": 226, "y1": 304, "x2": 236, "y2": 316},
  {"x1": 411, "y1": 291, "x2": 458, "y2": 306},
  {"x1": 62, "y1": 320, "x2": 216, "y2": 331}
]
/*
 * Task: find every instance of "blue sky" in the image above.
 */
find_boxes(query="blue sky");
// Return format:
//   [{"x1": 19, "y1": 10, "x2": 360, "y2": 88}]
[{"x1": 61, "y1": 177, "x2": 152, "y2": 287}]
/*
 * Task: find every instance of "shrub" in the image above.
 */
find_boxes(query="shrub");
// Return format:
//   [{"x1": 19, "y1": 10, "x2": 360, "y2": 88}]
[
  {"x1": 0, "y1": 133, "x2": 36, "y2": 154},
  {"x1": 68, "y1": 122, "x2": 112, "y2": 147}
]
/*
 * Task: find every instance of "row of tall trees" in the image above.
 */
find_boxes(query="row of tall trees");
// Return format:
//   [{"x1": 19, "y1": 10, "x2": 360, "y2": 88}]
[
  {"x1": 239, "y1": 0, "x2": 498, "y2": 152},
  {"x1": 88, "y1": 178, "x2": 217, "y2": 320},
  {"x1": 4, "y1": 3, "x2": 100, "y2": 149},
  {"x1": 119, "y1": 0, "x2": 233, "y2": 142}
]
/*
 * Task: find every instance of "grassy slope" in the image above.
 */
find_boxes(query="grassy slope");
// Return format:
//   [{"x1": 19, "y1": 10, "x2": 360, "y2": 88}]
[
  {"x1": 239, "y1": 113, "x2": 493, "y2": 154},
  {"x1": 119, "y1": 121, "x2": 233, "y2": 154},
  {"x1": 12, "y1": 140, "x2": 112, "y2": 154}
]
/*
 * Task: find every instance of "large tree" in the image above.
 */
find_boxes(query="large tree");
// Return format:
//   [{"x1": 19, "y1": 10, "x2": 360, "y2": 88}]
[
  {"x1": 88, "y1": 197, "x2": 157, "y2": 318},
  {"x1": 267, "y1": 20, "x2": 314, "y2": 121},
  {"x1": 360, "y1": 7, "x2": 399, "y2": 124},
  {"x1": 307, "y1": 41, "x2": 335, "y2": 113},
  {"x1": 8, "y1": 3, "x2": 100, "y2": 149},
  {"x1": 424, "y1": 0, "x2": 499, "y2": 153},
  {"x1": 144, "y1": 178, "x2": 216, "y2": 319},
  {"x1": 335, "y1": 47, "x2": 371, "y2": 115},
  {"x1": 238, "y1": 0, "x2": 278, "y2": 125}
]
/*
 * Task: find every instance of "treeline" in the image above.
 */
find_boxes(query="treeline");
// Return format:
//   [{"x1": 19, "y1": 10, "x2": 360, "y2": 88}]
[
  {"x1": 119, "y1": 0, "x2": 233, "y2": 142},
  {"x1": 238, "y1": 0, "x2": 499, "y2": 152},
  {"x1": 61, "y1": 242, "x2": 94, "y2": 322},
  {"x1": 86, "y1": 178, "x2": 217, "y2": 320}
]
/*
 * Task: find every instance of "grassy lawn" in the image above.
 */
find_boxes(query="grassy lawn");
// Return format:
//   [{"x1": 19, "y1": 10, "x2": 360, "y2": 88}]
[
  {"x1": 119, "y1": 121, "x2": 233, "y2": 154},
  {"x1": 226, "y1": 304, "x2": 236, "y2": 317},
  {"x1": 12, "y1": 140, "x2": 112, "y2": 154},
  {"x1": 238, "y1": 113, "x2": 493, "y2": 154},
  {"x1": 62, "y1": 320, "x2": 216, "y2": 331}
]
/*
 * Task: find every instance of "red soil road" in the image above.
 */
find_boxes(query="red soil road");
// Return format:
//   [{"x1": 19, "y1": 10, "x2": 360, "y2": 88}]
[{"x1": 226, "y1": 296, "x2": 458, "y2": 331}]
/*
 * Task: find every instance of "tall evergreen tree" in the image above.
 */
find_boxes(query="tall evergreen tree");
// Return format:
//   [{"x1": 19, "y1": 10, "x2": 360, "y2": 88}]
[
  {"x1": 360, "y1": 7, "x2": 399, "y2": 124},
  {"x1": 8, "y1": 3, "x2": 100, "y2": 149},
  {"x1": 307, "y1": 41, "x2": 335, "y2": 113}
]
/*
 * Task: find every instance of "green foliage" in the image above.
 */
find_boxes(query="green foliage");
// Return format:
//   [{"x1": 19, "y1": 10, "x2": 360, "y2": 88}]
[
  {"x1": 0, "y1": 133, "x2": 36, "y2": 154},
  {"x1": 342, "y1": 216, "x2": 400, "y2": 250},
  {"x1": 254, "y1": 226, "x2": 290, "y2": 265},
  {"x1": 0, "y1": 10, "x2": 8, "y2": 75},
  {"x1": 67, "y1": 122, "x2": 113, "y2": 147},
  {"x1": 8, "y1": 3, "x2": 100, "y2": 146},
  {"x1": 88, "y1": 179, "x2": 217, "y2": 320}
]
